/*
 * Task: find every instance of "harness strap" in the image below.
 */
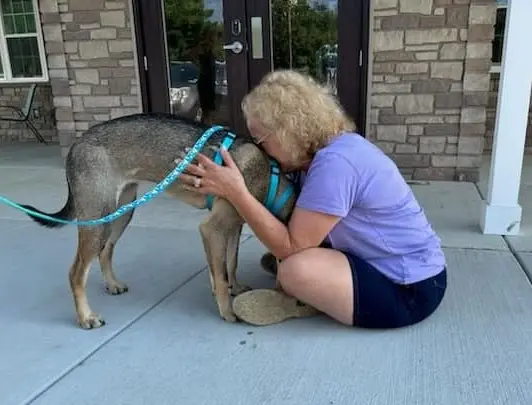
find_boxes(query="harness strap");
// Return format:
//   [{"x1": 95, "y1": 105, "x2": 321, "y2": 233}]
[
  {"x1": 213, "y1": 131, "x2": 237, "y2": 165},
  {"x1": 205, "y1": 131, "x2": 236, "y2": 210},
  {"x1": 264, "y1": 159, "x2": 281, "y2": 209},
  {"x1": 204, "y1": 131, "x2": 295, "y2": 217},
  {"x1": 270, "y1": 186, "x2": 294, "y2": 216}
]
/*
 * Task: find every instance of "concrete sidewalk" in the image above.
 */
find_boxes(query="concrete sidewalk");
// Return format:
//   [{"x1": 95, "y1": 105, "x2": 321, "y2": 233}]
[{"x1": 1, "y1": 144, "x2": 532, "y2": 405}]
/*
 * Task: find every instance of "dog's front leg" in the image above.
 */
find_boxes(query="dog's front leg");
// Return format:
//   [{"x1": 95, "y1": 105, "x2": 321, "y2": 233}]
[
  {"x1": 199, "y1": 206, "x2": 236, "y2": 322},
  {"x1": 226, "y1": 224, "x2": 251, "y2": 296}
]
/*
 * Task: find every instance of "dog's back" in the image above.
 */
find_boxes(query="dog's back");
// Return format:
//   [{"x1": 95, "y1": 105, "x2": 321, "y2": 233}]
[{"x1": 69, "y1": 113, "x2": 236, "y2": 183}]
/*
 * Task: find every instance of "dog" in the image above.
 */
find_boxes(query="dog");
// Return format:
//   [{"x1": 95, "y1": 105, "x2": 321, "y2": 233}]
[{"x1": 20, "y1": 112, "x2": 296, "y2": 329}]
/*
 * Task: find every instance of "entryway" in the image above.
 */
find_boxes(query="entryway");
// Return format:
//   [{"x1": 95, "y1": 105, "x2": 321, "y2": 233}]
[{"x1": 132, "y1": 0, "x2": 369, "y2": 135}]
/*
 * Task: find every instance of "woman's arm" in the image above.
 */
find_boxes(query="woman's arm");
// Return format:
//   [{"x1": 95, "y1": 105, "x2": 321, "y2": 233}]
[
  {"x1": 178, "y1": 148, "x2": 353, "y2": 261},
  {"x1": 230, "y1": 189, "x2": 341, "y2": 260}
]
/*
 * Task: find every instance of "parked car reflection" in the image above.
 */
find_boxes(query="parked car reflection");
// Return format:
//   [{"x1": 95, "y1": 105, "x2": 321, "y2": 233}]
[
  {"x1": 169, "y1": 61, "x2": 200, "y2": 119},
  {"x1": 169, "y1": 60, "x2": 227, "y2": 121}
]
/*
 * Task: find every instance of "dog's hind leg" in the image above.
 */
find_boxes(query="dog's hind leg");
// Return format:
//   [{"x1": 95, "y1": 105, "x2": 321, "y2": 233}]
[
  {"x1": 70, "y1": 225, "x2": 108, "y2": 329},
  {"x1": 226, "y1": 224, "x2": 250, "y2": 296},
  {"x1": 98, "y1": 183, "x2": 137, "y2": 295},
  {"x1": 199, "y1": 199, "x2": 241, "y2": 322}
]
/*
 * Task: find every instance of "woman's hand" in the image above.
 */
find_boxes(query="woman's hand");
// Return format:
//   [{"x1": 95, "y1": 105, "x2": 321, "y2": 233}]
[{"x1": 178, "y1": 147, "x2": 248, "y2": 202}]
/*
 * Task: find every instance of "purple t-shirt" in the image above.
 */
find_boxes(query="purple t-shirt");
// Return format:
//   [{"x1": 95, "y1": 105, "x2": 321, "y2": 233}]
[{"x1": 295, "y1": 132, "x2": 446, "y2": 284}]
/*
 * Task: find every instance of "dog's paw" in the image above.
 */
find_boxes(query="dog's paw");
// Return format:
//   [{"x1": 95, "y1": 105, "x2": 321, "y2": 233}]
[
  {"x1": 231, "y1": 283, "x2": 252, "y2": 296},
  {"x1": 106, "y1": 281, "x2": 129, "y2": 295},
  {"x1": 78, "y1": 313, "x2": 106, "y2": 329},
  {"x1": 220, "y1": 309, "x2": 238, "y2": 323},
  {"x1": 222, "y1": 312, "x2": 237, "y2": 322}
]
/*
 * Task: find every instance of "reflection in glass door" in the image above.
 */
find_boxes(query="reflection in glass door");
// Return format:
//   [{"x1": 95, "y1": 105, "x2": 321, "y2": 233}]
[
  {"x1": 271, "y1": 0, "x2": 338, "y2": 94},
  {"x1": 163, "y1": 0, "x2": 230, "y2": 126}
]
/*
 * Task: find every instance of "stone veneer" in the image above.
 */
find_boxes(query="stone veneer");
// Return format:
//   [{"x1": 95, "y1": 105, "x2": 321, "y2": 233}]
[
  {"x1": 38, "y1": 0, "x2": 141, "y2": 156},
  {"x1": 0, "y1": 85, "x2": 56, "y2": 142},
  {"x1": 484, "y1": 74, "x2": 532, "y2": 153},
  {"x1": 1, "y1": 0, "x2": 506, "y2": 182},
  {"x1": 370, "y1": 0, "x2": 495, "y2": 181}
]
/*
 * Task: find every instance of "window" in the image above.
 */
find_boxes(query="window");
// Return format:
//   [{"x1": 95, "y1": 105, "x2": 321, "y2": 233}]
[
  {"x1": 0, "y1": 0, "x2": 48, "y2": 83},
  {"x1": 490, "y1": 0, "x2": 507, "y2": 73}
]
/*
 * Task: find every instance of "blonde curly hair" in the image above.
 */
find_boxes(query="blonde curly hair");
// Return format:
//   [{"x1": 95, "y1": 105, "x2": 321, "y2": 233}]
[{"x1": 241, "y1": 69, "x2": 356, "y2": 163}]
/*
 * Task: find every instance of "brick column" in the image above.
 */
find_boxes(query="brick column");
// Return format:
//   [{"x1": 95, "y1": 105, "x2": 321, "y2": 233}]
[
  {"x1": 369, "y1": 0, "x2": 495, "y2": 181},
  {"x1": 456, "y1": 0, "x2": 495, "y2": 181},
  {"x1": 40, "y1": 0, "x2": 141, "y2": 156},
  {"x1": 39, "y1": 0, "x2": 74, "y2": 154}
]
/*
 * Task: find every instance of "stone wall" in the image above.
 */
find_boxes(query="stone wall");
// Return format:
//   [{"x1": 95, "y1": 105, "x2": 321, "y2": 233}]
[
  {"x1": 0, "y1": 84, "x2": 56, "y2": 143},
  {"x1": 484, "y1": 73, "x2": 532, "y2": 153},
  {"x1": 39, "y1": 0, "x2": 140, "y2": 155},
  {"x1": 370, "y1": 0, "x2": 495, "y2": 181}
]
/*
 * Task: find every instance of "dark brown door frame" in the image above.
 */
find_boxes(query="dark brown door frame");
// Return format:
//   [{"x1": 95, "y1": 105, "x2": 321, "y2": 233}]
[
  {"x1": 222, "y1": 0, "x2": 251, "y2": 134},
  {"x1": 244, "y1": 0, "x2": 370, "y2": 136},
  {"x1": 244, "y1": 0, "x2": 272, "y2": 89},
  {"x1": 132, "y1": 0, "x2": 251, "y2": 134},
  {"x1": 132, "y1": 0, "x2": 370, "y2": 136},
  {"x1": 131, "y1": 0, "x2": 148, "y2": 112},
  {"x1": 132, "y1": 0, "x2": 171, "y2": 114},
  {"x1": 338, "y1": 0, "x2": 370, "y2": 136}
]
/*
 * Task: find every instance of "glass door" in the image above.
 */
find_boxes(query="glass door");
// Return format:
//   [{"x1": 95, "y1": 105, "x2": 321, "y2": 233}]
[
  {"x1": 164, "y1": 0, "x2": 229, "y2": 125},
  {"x1": 133, "y1": 0, "x2": 369, "y2": 134},
  {"x1": 271, "y1": 0, "x2": 338, "y2": 93},
  {"x1": 244, "y1": 0, "x2": 369, "y2": 134},
  {"x1": 133, "y1": 0, "x2": 250, "y2": 133}
]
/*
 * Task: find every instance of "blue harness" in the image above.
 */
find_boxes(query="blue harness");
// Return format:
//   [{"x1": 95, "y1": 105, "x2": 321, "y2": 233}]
[{"x1": 205, "y1": 128, "x2": 295, "y2": 218}]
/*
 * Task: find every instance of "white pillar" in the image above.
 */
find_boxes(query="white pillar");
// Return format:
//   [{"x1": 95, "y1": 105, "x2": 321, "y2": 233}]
[{"x1": 480, "y1": 0, "x2": 532, "y2": 235}]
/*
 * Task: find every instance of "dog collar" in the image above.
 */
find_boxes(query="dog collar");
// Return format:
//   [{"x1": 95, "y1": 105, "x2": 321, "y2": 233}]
[{"x1": 204, "y1": 129, "x2": 294, "y2": 217}]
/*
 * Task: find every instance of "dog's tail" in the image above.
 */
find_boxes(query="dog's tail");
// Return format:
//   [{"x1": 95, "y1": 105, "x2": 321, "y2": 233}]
[{"x1": 20, "y1": 183, "x2": 75, "y2": 229}]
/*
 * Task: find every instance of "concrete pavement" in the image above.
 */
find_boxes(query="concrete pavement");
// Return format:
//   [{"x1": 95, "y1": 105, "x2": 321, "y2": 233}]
[{"x1": 1, "y1": 143, "x2": 532, "y2": 405}]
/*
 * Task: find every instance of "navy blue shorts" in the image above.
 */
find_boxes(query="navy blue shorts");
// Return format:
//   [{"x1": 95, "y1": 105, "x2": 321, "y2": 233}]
[{"x1": 346, "y1": 253, "x2": 447, "y2": 329}]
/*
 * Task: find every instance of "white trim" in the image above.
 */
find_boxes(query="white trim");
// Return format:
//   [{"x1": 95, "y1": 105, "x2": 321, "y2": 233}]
[
  {"x1": 489, "y1": 64, "x2": 501, "y2": 74},
  {"x1": 0, "y1": 0, "x2": 48, "y2": 84},
  {"x1": 0, "y1": 6, "x2": 13, "y2": 80},
  {"x1": 480, "y1": 0, "x2": 532, "y2": 235},
  {"x1": 4, "y1": 32, "x2": 39, "y2": 38}
]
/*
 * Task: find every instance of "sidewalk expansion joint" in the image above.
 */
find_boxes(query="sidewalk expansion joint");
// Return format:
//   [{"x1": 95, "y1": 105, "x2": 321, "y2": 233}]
[
  {"x1": 472, "y1": 181, "x2": 532, "y2": 286},
  {"x1": 502, "y1": 236, "x2": 532, "y2": 286}
]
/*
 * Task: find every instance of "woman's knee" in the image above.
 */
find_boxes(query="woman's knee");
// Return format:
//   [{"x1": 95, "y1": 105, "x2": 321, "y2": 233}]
[
  {"x1": 277, "y1": 248, "x2": 355, "y2": 326},
  {"x1": 277, "y1": 248, "x2": 319, "y2": 292},
  {"x1": 277, "y1": 248, "x2": 344, "y2": 293}
]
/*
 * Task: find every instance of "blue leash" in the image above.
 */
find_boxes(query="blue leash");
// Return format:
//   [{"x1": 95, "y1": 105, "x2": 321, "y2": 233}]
[{"x1": 0, "y1": 126, "x2": 294, "y2": 227}]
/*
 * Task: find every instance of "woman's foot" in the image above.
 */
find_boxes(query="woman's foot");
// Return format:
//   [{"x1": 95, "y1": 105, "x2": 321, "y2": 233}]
[
  {"x1": 232, "y1": 289, "x2": 319, "y2": 326},
  {"x1": 260, "y1": 252, "x2": 278, "y2": 275}
]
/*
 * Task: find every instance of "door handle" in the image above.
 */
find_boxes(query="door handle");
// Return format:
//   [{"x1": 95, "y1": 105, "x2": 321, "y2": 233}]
[{"x1": 223, "y1": 41, "x2": 244, "y2": 54}]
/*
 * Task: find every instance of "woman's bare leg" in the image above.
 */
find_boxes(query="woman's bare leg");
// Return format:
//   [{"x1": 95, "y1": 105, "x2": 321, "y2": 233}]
[{"x1": 277, "y1": 248, "x2": 354, "y2": 326}]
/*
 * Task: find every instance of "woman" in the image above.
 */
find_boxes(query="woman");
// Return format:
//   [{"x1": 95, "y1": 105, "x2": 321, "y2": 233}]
[{"x1": 181, "y1": 70, "x2": 447, "y2": 329}]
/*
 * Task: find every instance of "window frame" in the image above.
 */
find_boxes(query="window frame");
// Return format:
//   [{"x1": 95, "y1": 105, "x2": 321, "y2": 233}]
[
  {"x1": 0, "y1": 0, "x2": 49, "y2": 84},
  {"x1": 490, "y1": 1, "x2": 507, "y2": 74}
]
